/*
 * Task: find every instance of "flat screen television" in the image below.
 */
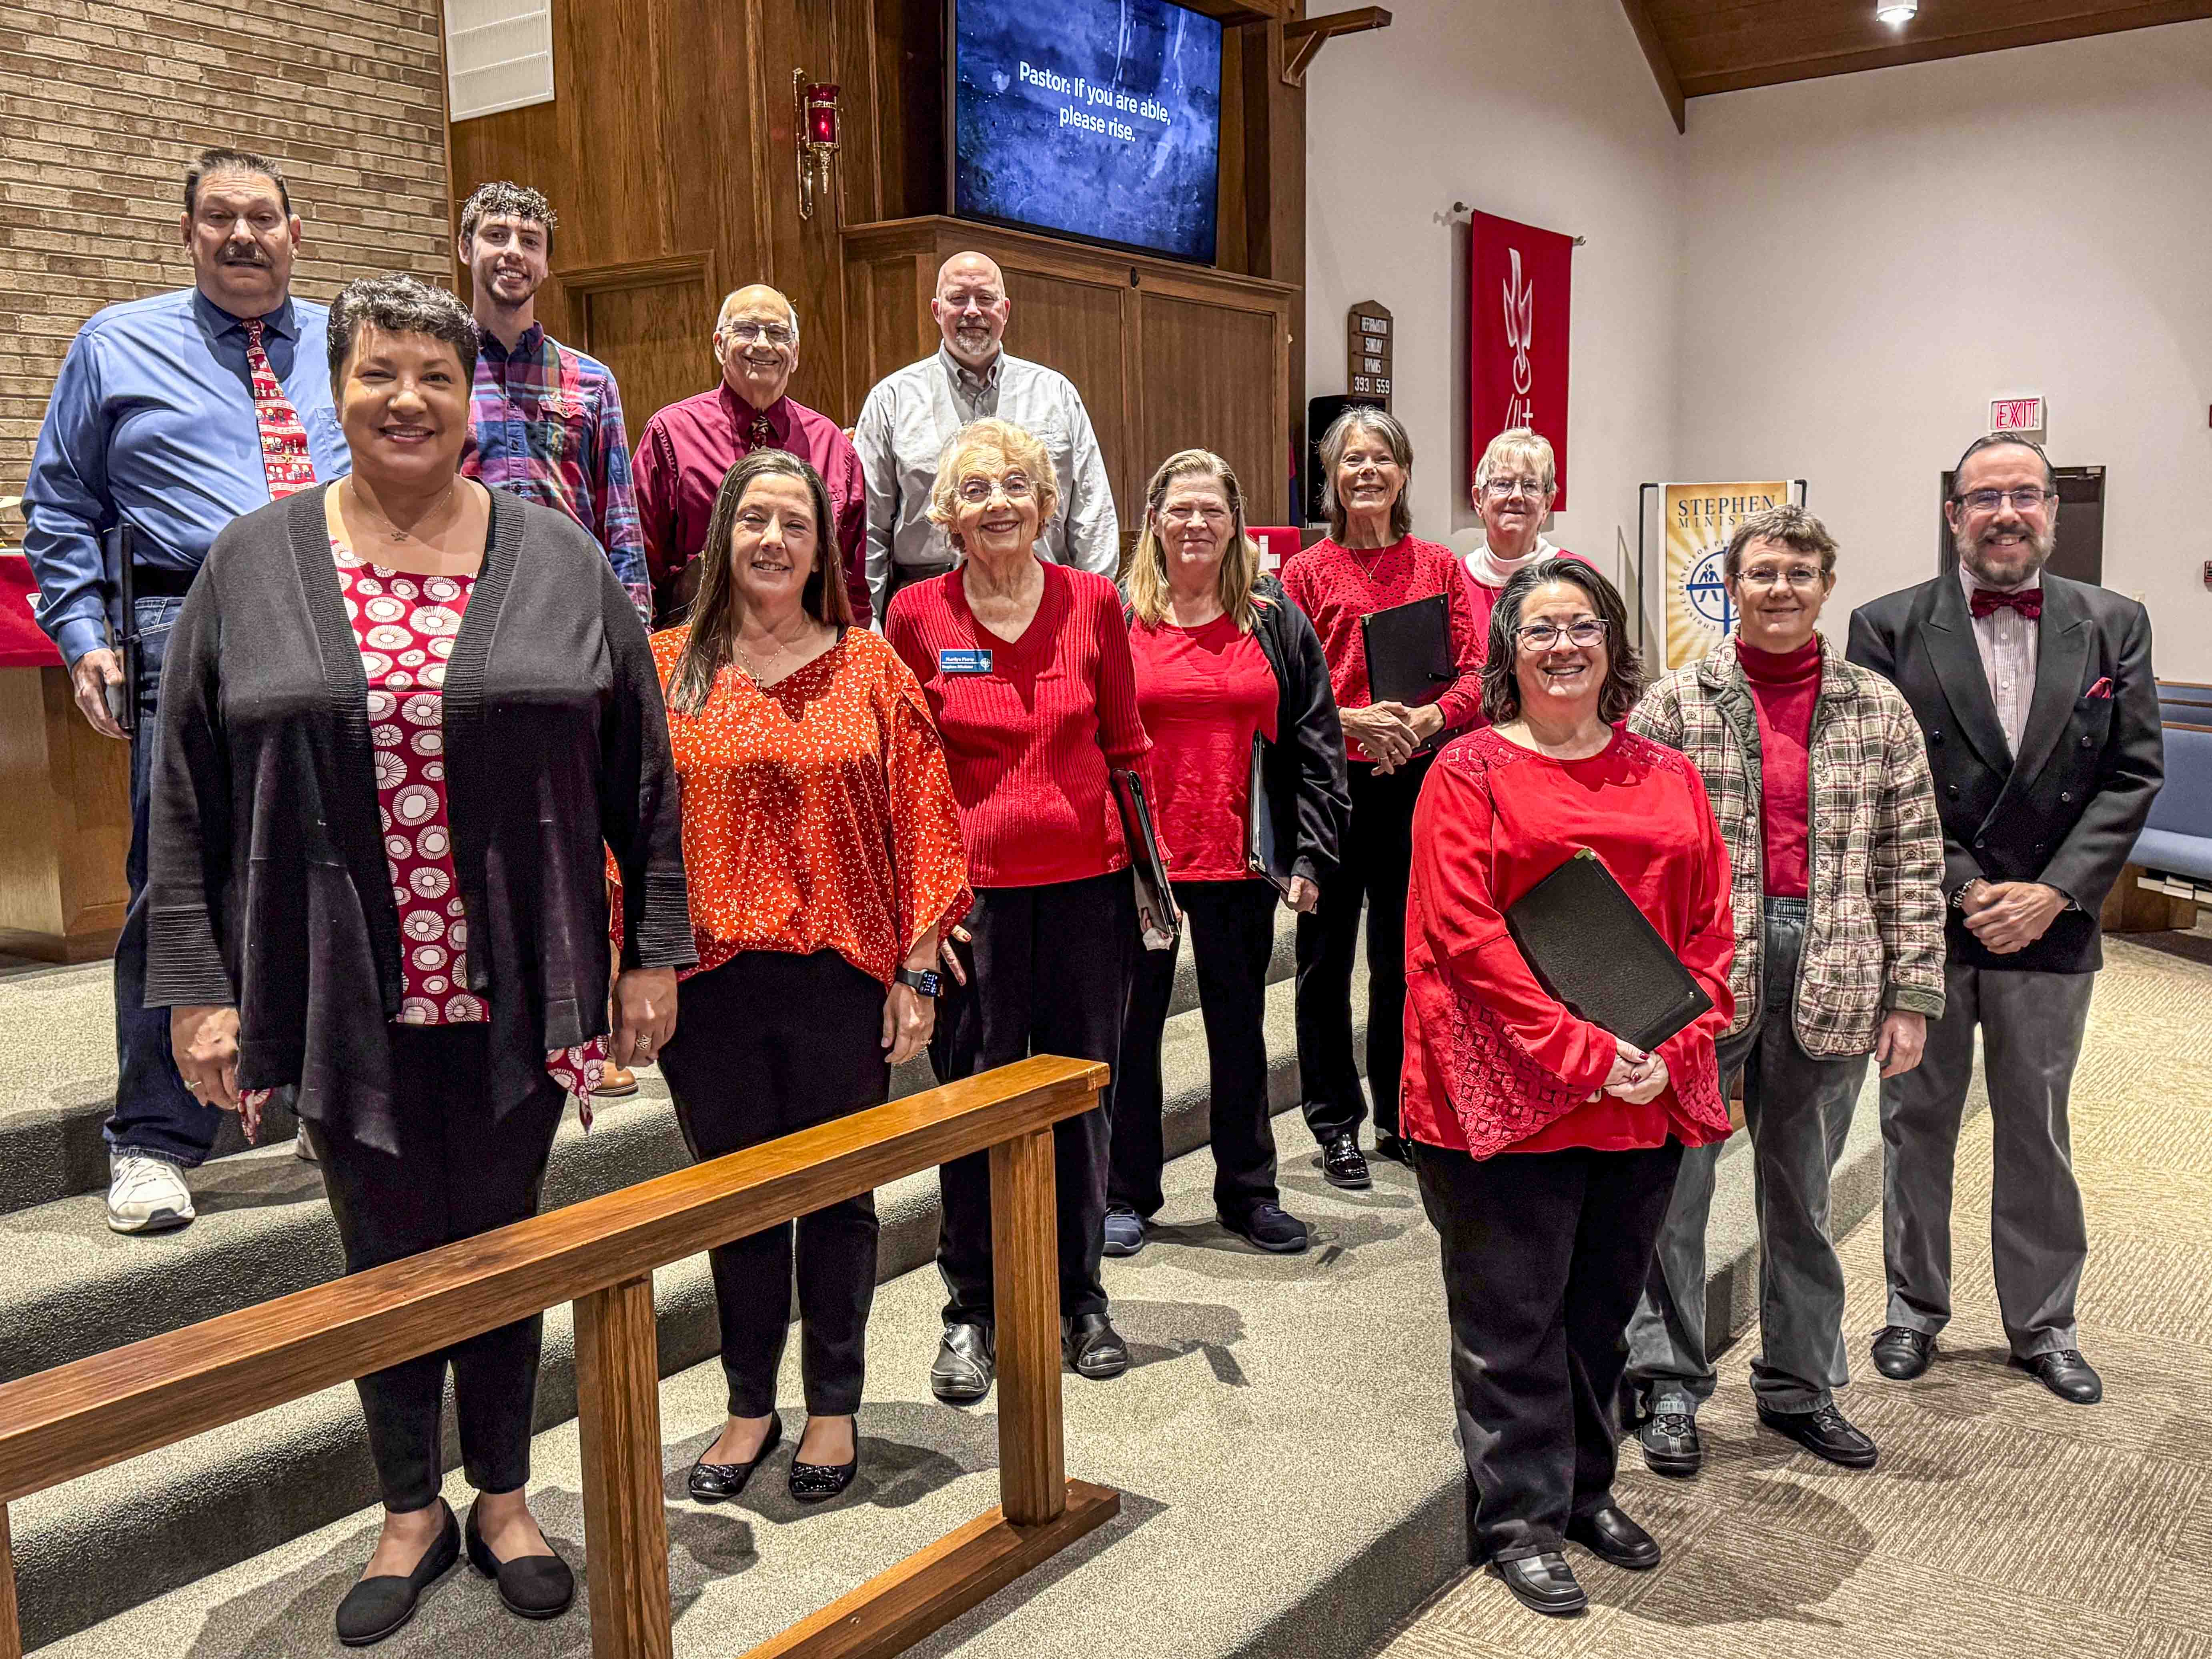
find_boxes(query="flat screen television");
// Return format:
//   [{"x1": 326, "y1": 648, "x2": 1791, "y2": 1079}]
[{"x1": 947, "y1": 0, "x2": 1223, "y2": 265}]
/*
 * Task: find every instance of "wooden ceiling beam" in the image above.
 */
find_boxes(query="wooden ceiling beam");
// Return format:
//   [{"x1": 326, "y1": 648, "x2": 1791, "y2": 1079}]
[{"x1": 1619, "y1": 0, "x2": 1689, "y2": 133}]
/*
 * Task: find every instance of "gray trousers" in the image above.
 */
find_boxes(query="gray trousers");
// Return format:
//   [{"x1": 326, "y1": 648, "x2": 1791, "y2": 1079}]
[
  {"x1": 1881, "y1": 961, "x2": 2093, "y2": 1360},
  {"x1": 1627, "y1": 900, "x2": 1871, "y2": 1415}
]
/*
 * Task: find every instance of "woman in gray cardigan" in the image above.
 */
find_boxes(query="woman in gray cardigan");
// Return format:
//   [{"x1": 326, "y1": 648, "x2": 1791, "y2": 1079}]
[{"x1": 146, "y1": 275, "x2": 693, "y2": 1646}]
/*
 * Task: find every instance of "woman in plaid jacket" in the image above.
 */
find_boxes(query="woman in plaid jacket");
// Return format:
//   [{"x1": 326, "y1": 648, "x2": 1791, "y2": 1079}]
[{"x1": 1623, "y1": 505, "x2": 1945, "y2": 1479}]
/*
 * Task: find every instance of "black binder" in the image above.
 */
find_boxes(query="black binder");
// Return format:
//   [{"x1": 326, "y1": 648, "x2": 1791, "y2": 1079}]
[
  {"x1": 1361, "y1": 593, "x2": 1456, "y2": 751},
  {"x1": 1504, "y1": 848, "x2": 1714, "y2": 1054},
  {"x1": 1109, "y1": 769, "x2": 1182, "y2": 951},
  {"x1": 1242, "y1": 733, "x2": 1293, "y2": 898}
]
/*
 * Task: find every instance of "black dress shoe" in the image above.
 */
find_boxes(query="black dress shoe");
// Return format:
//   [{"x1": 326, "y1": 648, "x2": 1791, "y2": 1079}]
[
  {"x1": 1757, "y1": 1403, "x2": 1878, "y2": 1469},
  {"x1": 789, "y1": 1434, "x2": 860, "y2": 1503},
  {"x1": 1062, "y1": 1311, "x2": 1130, "y2": 1378},
  {"x1": 464, "y1": 1500, "x2": 575, "y2": 1621},
  {"x1": 931, "y1": 1320, "x2": 995, "y2": 1403},
  {"x1": 1636, "y1": 1407, "x2": 1702, "y2": 1477},
  {"x1": 687, "y1": 1413, "x2": 783, "y2": 1501},
  {"x1": 1220, "y1": 1202, "x2": 1310, "y2": 1253},
  {"x1": 1566, "y1": 1504, "x2": 1661, "y2": 1570},
  {"x1": 1870, "y1": 1324, "x2": 1936, "y2": 1380},
  {"x1": 1320, "y1": 1133, "x2": 1371, "y2": 1190},
  {"x1": 2016, "y1": 1348, "x2": 2103, "y2": 1404},
  {"x1": 1487, "y1": 1551, "x2": 1587, "y2": 1616},
  {"x1": 1373, "y1": 1130, "x2": 1415, "y2": 1167},
  {"x1": 335, "y1": 1501, "x2": 460, "y2": 1647}
]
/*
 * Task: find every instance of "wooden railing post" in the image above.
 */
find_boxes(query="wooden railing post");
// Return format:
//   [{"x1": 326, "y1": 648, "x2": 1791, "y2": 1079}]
[
  {"x1": 575, "y1": 1273, "x2": 673, "y2": 1659},
  {"x1": 0, "y1": 1502, "x2": 20, "y2": 1659},
  {"x1": 988, "y1": 1126, "x2": 1065, "y2": 1528}
]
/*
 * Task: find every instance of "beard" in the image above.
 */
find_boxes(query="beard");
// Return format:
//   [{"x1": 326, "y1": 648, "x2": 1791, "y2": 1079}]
[{"x1": 1954, "y1": 514, "x2": 2056, "y2": 587}]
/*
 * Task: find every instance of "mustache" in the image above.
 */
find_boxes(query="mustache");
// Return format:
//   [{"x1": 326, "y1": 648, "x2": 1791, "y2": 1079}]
[{"x1": 218, "y1": 246, "x2": 270, "y2": 266}]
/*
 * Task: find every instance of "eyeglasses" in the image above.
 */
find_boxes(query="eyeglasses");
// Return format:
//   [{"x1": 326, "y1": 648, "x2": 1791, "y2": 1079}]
[
  {"x1": 1480, "y1": 477, "x2": 1549, "y2": 501},
  {"x1": 720, "y1": 322, "x2": 795, "y2": 347},
  {"x1": 1516, "y1": 619, "x2": 1608, "y2": 651},
  {"x1": 958, "y1": 475, "x2": 1034, "y2": 503},
  {"x1": 1955, "y1": 485, "x2": 2053, "y2": 514},
  {"x1": 1735, "y1": 567, "x2": 1825, "y2": 591}
]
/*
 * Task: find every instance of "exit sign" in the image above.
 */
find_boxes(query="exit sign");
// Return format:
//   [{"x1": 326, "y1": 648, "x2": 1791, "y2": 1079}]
[{"x1": 1990, "y1": 395, "x2": 2046, "y2": 434}]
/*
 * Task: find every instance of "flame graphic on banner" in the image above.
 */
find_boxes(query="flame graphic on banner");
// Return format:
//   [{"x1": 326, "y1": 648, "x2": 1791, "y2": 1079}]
[{"x1": 1503, "y1": 247, "x2": 1535, "y2": 427}]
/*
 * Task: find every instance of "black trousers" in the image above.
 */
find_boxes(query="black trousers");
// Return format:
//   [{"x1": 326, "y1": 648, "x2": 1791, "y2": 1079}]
[
  {"x1": 1295, "y1": 754, "x2": 1429, "y2": 1143},
  {"x1": 931, "y1": 872, "x2": 1134, "y2": 1323},
  {"x1": 308, "y1": 1024, "x2": 567, "y2": 1514},
  {"x1": 658, "y1": 950, "x2": 889, "y2": 1418},
  {"x1": 1110, "y1": 878, "x2": 1280, "y2": 1220},
  {"x1": 1415, "y1": 1137, "x2": 1683, "y2": 1564}
]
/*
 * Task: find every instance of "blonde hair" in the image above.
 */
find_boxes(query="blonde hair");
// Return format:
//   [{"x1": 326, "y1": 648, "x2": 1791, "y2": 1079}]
[
  {"x1": 925, "y1": 418, "x2": 1060, "y2": 549},
  {"x1": 1474, "y1": 427, "x2": 1556, "y2": 494},
  {"x1": 1126, "y1": 449, "x2": 1262, "y2": 633}
]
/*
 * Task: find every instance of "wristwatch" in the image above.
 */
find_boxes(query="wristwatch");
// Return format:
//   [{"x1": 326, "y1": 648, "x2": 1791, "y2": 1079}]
[{"x1": 894, "y1": 966, "x2": 944, "y2": 998}]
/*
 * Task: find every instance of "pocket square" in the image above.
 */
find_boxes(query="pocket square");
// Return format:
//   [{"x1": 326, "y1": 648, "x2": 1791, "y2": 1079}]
[{"x1": 2086, "y1": 677, "x2": 2113, "y2": 700}]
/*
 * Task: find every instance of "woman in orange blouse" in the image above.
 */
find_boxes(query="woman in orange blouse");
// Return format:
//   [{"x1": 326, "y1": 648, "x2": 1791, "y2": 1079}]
[{"x1": 652, "y1": 449, "x2": 969, "y2": 1506}]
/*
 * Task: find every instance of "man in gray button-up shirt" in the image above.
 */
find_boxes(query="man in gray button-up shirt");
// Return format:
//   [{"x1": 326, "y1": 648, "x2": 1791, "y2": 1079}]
[{"x1": 854, "y1": 252, "x2": 1118, "y2": 619}]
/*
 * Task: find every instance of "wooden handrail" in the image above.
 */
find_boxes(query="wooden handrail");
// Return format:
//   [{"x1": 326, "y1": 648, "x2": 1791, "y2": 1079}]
[{"x1": 0, "y1": 1053, "x2": 1103, "y2": 1503}]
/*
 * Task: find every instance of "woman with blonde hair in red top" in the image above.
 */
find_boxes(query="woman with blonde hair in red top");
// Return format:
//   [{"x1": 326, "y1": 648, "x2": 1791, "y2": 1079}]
[
  {"x1": 653, "y1": 448, "x2": 970, "y2": 1507},
  {"x1": 886, "y1": 416, "x2": 1152, "y2": 1400}
]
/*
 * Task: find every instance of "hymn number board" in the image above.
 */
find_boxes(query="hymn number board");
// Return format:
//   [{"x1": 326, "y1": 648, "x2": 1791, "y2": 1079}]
[{"x1": 1347, "y1": 301, "x2": 1393, "y2": 408}]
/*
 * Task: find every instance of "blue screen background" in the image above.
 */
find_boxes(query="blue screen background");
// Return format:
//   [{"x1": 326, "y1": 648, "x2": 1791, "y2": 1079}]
[{"x1": 952, "y1": 0, "x2": 1222, "y2": 264}]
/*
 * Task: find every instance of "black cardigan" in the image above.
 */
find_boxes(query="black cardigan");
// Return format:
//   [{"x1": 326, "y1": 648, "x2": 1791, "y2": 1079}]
[
  {"x1": 144, "y1": 484, "x2": 695, "y2": 1150},
  {"x1": 1251, "y1": 575, "x2": 1352, "y2": 888}
]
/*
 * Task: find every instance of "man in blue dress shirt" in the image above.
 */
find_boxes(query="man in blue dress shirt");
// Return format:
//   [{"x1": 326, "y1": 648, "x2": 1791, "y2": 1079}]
[{"x1": 22, "y1": 146, "x2": 349, "y2": 1234}]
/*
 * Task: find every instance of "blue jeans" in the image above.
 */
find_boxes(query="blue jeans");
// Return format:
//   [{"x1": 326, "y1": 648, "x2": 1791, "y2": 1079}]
[{"x1": 106, "y1": 595, "x2": 226, "y2": 1166}]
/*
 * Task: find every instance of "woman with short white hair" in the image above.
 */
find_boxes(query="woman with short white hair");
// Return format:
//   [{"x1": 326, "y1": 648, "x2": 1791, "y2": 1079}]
[{"x1": 1463, "y1": 428, "x2": 1586, "y2": 637}]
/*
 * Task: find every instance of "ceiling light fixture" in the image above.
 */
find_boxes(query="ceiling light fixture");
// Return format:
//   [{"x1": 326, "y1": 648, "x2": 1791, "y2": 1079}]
[{"x1": 1875, "y1": 1, "x2": 1919, "y2": 22}]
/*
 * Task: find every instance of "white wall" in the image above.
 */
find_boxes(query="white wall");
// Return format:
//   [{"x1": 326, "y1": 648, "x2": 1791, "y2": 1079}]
[
  {"x1": 1675, "y1": 22, "x2": 2212, "y2": 673},
  {"x1": 1302, "y1": 0, "x2": 1683, "y2": 601}
]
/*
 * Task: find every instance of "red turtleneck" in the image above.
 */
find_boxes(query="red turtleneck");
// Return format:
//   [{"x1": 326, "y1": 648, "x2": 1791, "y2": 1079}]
[{"x1": 1740, "y1": 635, "x2": 1821, "y2": 900}]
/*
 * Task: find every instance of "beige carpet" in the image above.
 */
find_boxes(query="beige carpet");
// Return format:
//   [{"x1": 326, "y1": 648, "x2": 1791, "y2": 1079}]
[{"x1": 1371, "y1": 927, "x2": 2212, "y2": 1659}]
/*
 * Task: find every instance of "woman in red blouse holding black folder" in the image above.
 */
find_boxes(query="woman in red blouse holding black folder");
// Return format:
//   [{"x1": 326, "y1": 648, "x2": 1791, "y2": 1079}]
[
  {"x1": 1402, "y1": 557, "x2": 1733, "y2": 1618},
  {"x1": 1281, "y1": 407, "x2": 1482, "y2": 1188},
  {"x1": 886, "y1": 417, "x2": 1151, "y2": 1400}
]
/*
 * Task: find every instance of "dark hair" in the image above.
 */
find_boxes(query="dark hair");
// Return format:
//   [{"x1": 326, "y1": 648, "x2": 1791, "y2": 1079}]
[
  {"x1": 665, "y1": 451, "x2": 852, "y2": 715},
  {"x1": 1723, "y1": 503, "x2": 1839, "y2": 581},
  {"x1": 1479, "y1": 556, "x2": 1644, "y2": 727},
  {"x1": 458, "y1": 180, "x2": 558, "y2": 251},
  {"x1": 327, "y1": 273, "x2": 479, "y2": 390},
  {"x1": 184, "y1": 146, "x2": 292, "y2": 218},
  {"x1": 1316, "y1": 405, "x2": 1414, "y2": 545},
  {"x1": 1951, "y1": 432, "x2": 2056, "y2": 497}
]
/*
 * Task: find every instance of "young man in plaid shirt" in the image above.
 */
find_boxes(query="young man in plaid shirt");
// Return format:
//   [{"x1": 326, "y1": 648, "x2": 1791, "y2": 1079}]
[{"x1": 456, "y1": 180, "x2": 651, "y2": 624}]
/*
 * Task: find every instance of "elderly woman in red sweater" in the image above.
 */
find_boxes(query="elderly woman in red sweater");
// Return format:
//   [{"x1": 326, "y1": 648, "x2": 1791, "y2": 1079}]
[
  {"x1": 1403, "y1": 556, "x2": 1734, "y2": 1619},
  {"x1": 886, "y1": 416, "x2": 1150, "y2": 1401}
]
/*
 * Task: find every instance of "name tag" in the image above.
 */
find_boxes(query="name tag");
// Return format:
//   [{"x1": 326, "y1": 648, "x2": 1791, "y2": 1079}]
[{"x1": 939, "y1": 647, "x2": 994, "y2": 675}]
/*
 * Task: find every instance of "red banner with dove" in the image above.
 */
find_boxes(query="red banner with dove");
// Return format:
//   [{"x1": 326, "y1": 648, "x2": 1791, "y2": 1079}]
[{"x1": 1468, "y1": 211, "x2": 1574, "y2": 511}]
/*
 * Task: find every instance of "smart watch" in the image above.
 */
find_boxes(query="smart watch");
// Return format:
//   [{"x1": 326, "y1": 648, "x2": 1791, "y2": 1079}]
[{"x1": 895, "y1": 966, "x2": 944, "y2": 998}]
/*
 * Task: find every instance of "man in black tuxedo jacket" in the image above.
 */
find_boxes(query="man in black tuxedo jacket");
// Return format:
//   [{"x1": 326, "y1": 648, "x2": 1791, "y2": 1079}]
[{"x1": 1847, "y1": 433, "x2": 2161, "y2": 1406}]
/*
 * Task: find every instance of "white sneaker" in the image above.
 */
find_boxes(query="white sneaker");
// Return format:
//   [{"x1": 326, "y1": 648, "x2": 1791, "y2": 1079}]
[
  {"x1": 106, "y1": 1151, "x2": 196, "y2": 1234},
  {"x1": 293, "y1": 1129, "x2": 318, "y2": 1163}
]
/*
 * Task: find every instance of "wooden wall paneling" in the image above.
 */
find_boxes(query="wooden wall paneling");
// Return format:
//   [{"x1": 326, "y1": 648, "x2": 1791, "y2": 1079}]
[
  {"x1": 564, "y1": 253, "x2": 721, "y2": 432},
  {"x1": 1136, "y1": 290, "x2": 1279, "y2": 527},
  {"x1": 1240, "y1": 10, "x2": 1306, "y2": 509},
  {"x1": 1214, "y1": 24, "x2": 1249, "y2": 275},
  {"x1": 0, "y1": 667, "x2": 128, "y2": 962}
]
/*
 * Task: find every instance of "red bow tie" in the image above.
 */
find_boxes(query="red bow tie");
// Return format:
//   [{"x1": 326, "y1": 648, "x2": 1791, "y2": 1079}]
[{"x1": 1970, "y1": 586, "x2": 2042, "y2": 621}]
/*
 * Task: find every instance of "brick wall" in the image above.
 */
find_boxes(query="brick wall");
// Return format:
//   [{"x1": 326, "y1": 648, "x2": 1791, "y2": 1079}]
[{"x1": 0, "y1": 0, "x2": 453, "y2": 498}]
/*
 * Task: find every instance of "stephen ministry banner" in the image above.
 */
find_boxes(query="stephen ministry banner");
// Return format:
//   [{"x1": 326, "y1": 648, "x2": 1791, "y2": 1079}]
[
  {"x1": 1663, "y1": 482, "x2": 1793, "y2": 669},
  {"x1": 1469, "y1": 211, "x2": 1574, "y2": 510}
]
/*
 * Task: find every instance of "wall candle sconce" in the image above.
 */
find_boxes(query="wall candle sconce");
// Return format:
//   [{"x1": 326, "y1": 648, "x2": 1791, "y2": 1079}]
[{"x1": 795, "y1": 72, "x2": 841, "y2": 222}]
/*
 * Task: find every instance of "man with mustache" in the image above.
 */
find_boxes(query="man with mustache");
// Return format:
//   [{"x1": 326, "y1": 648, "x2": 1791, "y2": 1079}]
[
  {"x1": 854, "y1": 252, "x2": 1118, "y2": 619},
  {"x1": 1848, "y1": 434, "x2": 2162, "y2": 1406},
  {"x1": 21, "y1": 146, "x2": 348, "y2": 1234},
  {"x1": 632, "y1": 285, "x2": 871, "y2": 627},
  {"x1": 456, "y1": 181, "x2": 650, "y2": 625}
]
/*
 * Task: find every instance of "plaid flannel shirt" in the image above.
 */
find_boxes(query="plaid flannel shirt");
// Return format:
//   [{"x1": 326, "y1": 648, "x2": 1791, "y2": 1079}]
[
  {"x1": 462, "y1": 325, "x2": 651, "y2": 623},
  {"x1": 1629, "y1": 634, "x2": 1946, "y2": 1055}
]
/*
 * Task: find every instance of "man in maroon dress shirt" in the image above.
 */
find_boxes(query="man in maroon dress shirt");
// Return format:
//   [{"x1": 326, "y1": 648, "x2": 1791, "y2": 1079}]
[{"x1": 631, "y1": 285, "x2": 871, "y2": 626}]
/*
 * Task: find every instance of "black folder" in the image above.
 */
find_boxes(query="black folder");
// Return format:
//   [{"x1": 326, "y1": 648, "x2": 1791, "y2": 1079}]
[
  {"x1": 1360, "y1": 592, "x2": 1456, "y2": 711},
  {"x1": 1243, "y1": 733, "x2": 1293, "y2": 898},
  {"x1": 1504, "y1": 848, "x2": 1714, "y2": 1054},
  {"x1": 1110, "y1": 769, "x2": 1182, "y2": 951}
]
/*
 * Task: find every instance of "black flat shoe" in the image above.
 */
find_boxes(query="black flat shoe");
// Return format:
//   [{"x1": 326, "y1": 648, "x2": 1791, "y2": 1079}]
[
  {"x1": 1320, "y1": 1133, "x2": 1371, "y2": 1190},
  {"x1": 1062, "y1": 1311, "x2": 1130, "y2": 1378},
  {"x1": 1220, "y1": 1202, "x2": 1310, "y2": 1253},
  {"x1": 931, "y1": 1320, "x2": 996, "y2": 1403},
  {"x1": 2016, "y1": 1347, "x2": 2103, "y2": 1405},
  {"x1": 1373, "y1": 1131, "x2": 1415, "y2": 1167},
  {"x1": 465, "y1": 1499, "x2": 575, "y2": 1621},
  {"x1": 789, "y1": 1437, "x2": 860, "y2": 1503},
  {"x1": 335, "y1": 1501, "x2": 460, "y2": 1647},
  {"x1": 1757, "y1": 1403, "x2": 1878, "y2": 1469},
  {"x1": 687, "y1": 1413, "x2": 783, "y2": 1501},
  {"x1": 1566, "y1": 1503, "x2": 1662, "y2": 1570},
  {"x1": 1488, "y1": 1551, "x2": 1587, "y2": 1616},
  {"x1": 1636, "y1": 1407, "x2": 1702, "y2": 1477},
  {"x1": 1870, "y1": 1324, "x2": 1936, "y2": 1380}
]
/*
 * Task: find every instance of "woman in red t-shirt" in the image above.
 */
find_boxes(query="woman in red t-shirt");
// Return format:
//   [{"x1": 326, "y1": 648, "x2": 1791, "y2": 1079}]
[
  {"x1": 653, "y1": 450, "x2": 970, "y2": 1508},
  {"x1": 1401, "y1": 557, "x2": 1733, "y2": 1618},
  {"x1": 1107, "y1": 449, "x2": 1349, "y2": 1257}
]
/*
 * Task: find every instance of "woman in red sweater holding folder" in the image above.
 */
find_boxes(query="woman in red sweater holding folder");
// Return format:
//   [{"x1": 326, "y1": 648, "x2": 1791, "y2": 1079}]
[
  {"x1": 886, "y1": 417, "x2": 1150, "y2": 1400},
  {"x1": 1402, "y1": 557, "x2": 1734, "y2": 1618}
]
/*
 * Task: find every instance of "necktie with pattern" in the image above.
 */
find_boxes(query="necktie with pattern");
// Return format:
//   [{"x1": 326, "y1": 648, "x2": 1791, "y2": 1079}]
[
  {"x1": 748, "y1": 411, "x2": 776, "y2": 452},
  {"x1": 243, "y1": 317, "x2": 317, "y2": 499}
]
